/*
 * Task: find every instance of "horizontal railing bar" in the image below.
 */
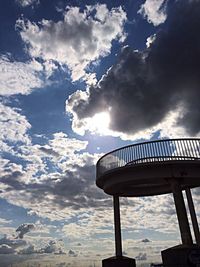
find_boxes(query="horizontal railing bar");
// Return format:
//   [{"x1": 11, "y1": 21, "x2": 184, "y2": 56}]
[{"x1": 126, "y1": 156, "x2": 200, "y2": 165}]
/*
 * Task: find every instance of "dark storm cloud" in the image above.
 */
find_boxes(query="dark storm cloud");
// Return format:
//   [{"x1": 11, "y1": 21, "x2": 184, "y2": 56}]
[{"x1": 67, "y1": 0, "x2": 200, "y2": 136}]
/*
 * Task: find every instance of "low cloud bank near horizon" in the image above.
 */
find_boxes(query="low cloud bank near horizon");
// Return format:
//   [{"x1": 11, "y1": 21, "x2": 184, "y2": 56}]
[{"x1": 67, "y1": 0, "x2": 200, "y2": 138}]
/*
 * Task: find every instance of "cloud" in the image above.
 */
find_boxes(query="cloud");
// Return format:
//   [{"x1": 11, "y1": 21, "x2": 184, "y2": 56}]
[
  {"x1": 0, "y1": 235, "x2": 26, "y2": 249},
  {"x1": 39, "y1": 240, "x2": 57, "y2": 253},
  {"x1": 16, "y1": 4, "x2": 126, "y2": 82},
  {"x1": 141, "y1": 238, "x2": 151, "y2": 243},
  {"x1": 0, "y1": 102, "x2": 181, "y2": 243},
  {"x1": 0, "y1": 218, "x2": 12, "y2": 225},
  {"x1": 35, "y1": 240, "x2": 66, "y2": 254},
  {"x1": 16, "y1": 223, "x2": 35, "y2": 239},
  {"x1": 22, "y1": 132, "x2": 88, "y2": 163},
  {"x1": 24, "y1": 154, "x2": 108, "y2": 212},
  {"x1": 0, "y1": 56, "x2": 44, "y2": 96},
  {"x1": 18, "y1": 238, "x2": 66, "y2": 255},
  {"x1": 45, "y1": 132, "x2": 88, "y2": 158},
  {"x1": 0, "y1": 103, "x2": 34, "y2": 177},
  {"x1": 0, "y1": 104, "x2": 31, "y2": 147},
  {"x1": 18, "y1": 244, "x2": 35, "y2": 254},
  {"x1": 135, "y1": 252, "x2": 147, "y2": 261},
  {"x1": 138, "y1": 0, "x2": 167, "y2": 26},
  {"x1": 16, "y1": 0, "x2": 39, "y2": 7},
  {"x1": 146, "y1": 34, "x2": 156, "y2": 48},
  {"x1": 0, "y1": 103, "x2": 183, "y2": 245},
  {"x1": 0, "y1": 244, "x2": 15, "y2": 254},
  {"x1": 125, "y1": 239, "x2": 177, "y2": 264},
  {"x1": 0, "y1": 131, "x2": 108, "y2": 220},
  {"x1": 0, "y1": 103, "x2": 50, "y2": 185},
  {"x1": 0, "y1": 122, "x2": 180, "y2": 238},
  {"x1": 67, "y1": 0, "x2": 200, "y2": 139},
  {"x1": 68, "y1": 249, "x2": 78, "y2": 257}
]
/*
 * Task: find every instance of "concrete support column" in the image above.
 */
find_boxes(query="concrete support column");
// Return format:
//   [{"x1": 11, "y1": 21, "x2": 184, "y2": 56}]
[
  {"x1": 170, "y1": 179, "x2": 193, "y2": 245},
  {"x1": 185, "y1": 188, "x2": 200, "y2": 245},
  {"x1": 113, "y1": 196, "x2": 122, "y2": 257},
  {"x1": 102, "y1": 197, "x2": 136, "y2": 267}
]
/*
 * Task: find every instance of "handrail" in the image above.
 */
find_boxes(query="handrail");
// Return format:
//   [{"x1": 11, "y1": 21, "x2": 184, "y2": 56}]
[
  {"x1": 96, "y1": 139, "x2": 200, "y2": 179},
  {"x1": 126, "y1": 156, "x2": 200, "y2": 165}
]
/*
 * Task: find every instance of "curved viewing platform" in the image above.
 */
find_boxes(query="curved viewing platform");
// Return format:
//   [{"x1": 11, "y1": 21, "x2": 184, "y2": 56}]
[{"x1": 96, "y1": 139, "x2": 200, "y2": 197}]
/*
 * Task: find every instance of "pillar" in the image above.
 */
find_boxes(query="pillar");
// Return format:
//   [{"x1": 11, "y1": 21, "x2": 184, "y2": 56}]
[
  {"x1": 185, "y1": 188, "x2": 200, "y2": 245},
  {"x1": 113, "y1": 195, "x2": 122, "y2": 257},
  {"x1": 102, "y1": 196, "x2": 136, "y2": 267},
  {"x1": 170, "y1": 179, "x2": 193, "y2": 245}
]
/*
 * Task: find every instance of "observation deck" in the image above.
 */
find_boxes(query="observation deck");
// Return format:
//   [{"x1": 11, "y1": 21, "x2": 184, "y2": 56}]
[{"x1": 96, "y1": 139, "x2": 200, "y2": 197}]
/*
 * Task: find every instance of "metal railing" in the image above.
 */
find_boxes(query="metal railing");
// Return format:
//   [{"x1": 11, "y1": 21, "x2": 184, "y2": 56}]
[{"x1": 96, "y1": 139, "x2": 200, "y2": 179}]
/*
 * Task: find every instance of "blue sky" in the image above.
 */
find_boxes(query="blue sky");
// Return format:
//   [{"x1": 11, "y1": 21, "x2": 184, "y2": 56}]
[{"x1": 0, "y1": 0, "x2": 200, "y2": 266}]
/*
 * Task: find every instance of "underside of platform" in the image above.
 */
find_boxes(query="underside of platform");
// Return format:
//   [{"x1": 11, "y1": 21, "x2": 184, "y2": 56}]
[{"x1": 96, "y1": 161, "x2": 200, "y2": 197}]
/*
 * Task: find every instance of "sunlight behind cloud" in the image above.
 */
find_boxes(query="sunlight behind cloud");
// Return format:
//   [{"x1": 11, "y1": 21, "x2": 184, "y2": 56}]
[{"x1": 87, "y1": 112, "x2": 110, "y2": 135}]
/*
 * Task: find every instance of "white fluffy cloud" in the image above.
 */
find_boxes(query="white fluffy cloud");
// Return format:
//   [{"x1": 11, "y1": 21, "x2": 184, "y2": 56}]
[
  {"x1": 0, "y1": 56, "x2": 44, "y2": 96},
  {"x1": 16, "y1": 4, "x2": 127, "y2": 82},
  {"x1": 146, "y1": 33, "x2": 156, "y2": 48},
  {"x1": 138, "y1": 0, "x2": 167, "y2": 26},
  {"x1": 0, "y1": 103, "x2": 31, "y2": 152},
  {"x1": 47, "y1": 132, "x2": 88, "y2": 158},
  {"x1": 0, "y1": 119, "x2": 105, "y2": 220},
  {"x1": 19, "y1": 239, "x2": 66, "y2": 255}
]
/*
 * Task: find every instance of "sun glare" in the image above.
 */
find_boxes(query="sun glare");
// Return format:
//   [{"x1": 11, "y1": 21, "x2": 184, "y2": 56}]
[{"x1": 88, "y1": 112, "x2": 110, "y2": 134}]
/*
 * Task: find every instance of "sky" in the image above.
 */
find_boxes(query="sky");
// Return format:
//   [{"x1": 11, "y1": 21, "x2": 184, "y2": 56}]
[{"x1": 0, "y1": 0, "x2": 200, "y2": 266}]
